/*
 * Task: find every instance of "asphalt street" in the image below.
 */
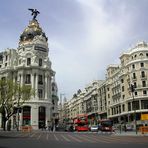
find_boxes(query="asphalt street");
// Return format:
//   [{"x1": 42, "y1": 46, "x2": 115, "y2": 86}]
[{"x1": 0, "y1": 131, "x2": 148, "y2": 148}]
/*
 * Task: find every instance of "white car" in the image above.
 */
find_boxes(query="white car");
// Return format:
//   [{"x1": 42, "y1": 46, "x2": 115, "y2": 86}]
[{"x1": 90, "y1": 125, "x2": 99, "y2": 132}]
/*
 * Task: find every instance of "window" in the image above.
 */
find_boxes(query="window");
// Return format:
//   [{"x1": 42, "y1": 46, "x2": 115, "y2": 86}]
[
  {"x1": 38, "y1": 75, "x2": 43, "y2": 84},
  {"x1": 27, "y1": 58, "x2": 31, "y2": 65},
  {"x1": 142, "y1": 81, "x2": 146, "y2": 87},
  {"x1": 0, "y1": 55, "x2": 3, "y2": 61},
  {"x1": 146, "y1": 53, "x2": 148, "y2": 57},
  {"x1": 108, "y1": 94, "x2": 110, "y2": 98},
  {"x1": 140, "y1": 63, "x2": 144, "y2": 67},
  {"x1": 5, "y1": 63, "x2": 7, "y2": 67},
  {"x1": 39, "y1": 58, "x2": 42, "y2": 66},
  {"x1": 143, "y1": 90, "x2": 147, "y2": 95},
  {"x1": 132, "y1": 64, "x2": 135, "y2": 69},
  {"x1": 5, "y1": 55, "x2": 8, "y2": 61},
  {"x1": 121, "y1": 79, "x2": 124, "y2": 83},
  {"x1": 134, "y1": 82, "x2": 137, "y2": 88},
  {"x1": 122, "y1": 104, "x2": 125, "y2": 112},
  {"x1": 141, "y1": 71, "x2": 145, "y2": 77},
  {"x1": 133, "y1": 101, "x2": 139, "y2": 110},
  {"x1": 133, "y1": 73, "x2": 136, "y2": 79},
  {"x1": 38, "y1": 89, "x2": 43, "y2": 99},
  {"x1": 122, "y1": 95, "x2": 125, "y2": 99},
  {"x1": 135, "y1": 91, "x2": 137, "y2": 96},
  {"x1": 140, "y1": 53, "x2": 143, "y2": 56},
  {"x1": 25, "y1": 74, "x2": 31, "y2": 84},
  {"x1": 141, "y1": 100, "x2": 148, "y2": 109},
  {"x1": 128, "y1": 102, "x2": 131, "y2": 111},
  {"x1": 122, "y1": 86, "x2": 124, "y2": 92}
]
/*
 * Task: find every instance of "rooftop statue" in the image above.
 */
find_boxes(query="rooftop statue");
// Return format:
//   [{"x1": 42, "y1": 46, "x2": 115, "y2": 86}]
[{"x1": 28, "y1": 8, "x2": 40, "y2": 20}]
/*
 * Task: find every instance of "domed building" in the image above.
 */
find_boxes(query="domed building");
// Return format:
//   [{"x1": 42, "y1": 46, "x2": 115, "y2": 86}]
[
  {"x1": 0, "y1": 13, "x2": 58, "y2": 130},
  {"x1": 107, "y1": 41, "x2": 148, "y2": 129}
]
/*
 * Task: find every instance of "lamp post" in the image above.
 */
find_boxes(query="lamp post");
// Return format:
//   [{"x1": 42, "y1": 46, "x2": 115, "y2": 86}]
[{"x1": 130, "y1": 84, "x2": 137, "y2": 134}]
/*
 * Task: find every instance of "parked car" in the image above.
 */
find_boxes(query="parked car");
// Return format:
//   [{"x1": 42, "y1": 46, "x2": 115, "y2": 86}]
[{"x1": 90, "y1": 125, "x2": 99, "y2": 132}]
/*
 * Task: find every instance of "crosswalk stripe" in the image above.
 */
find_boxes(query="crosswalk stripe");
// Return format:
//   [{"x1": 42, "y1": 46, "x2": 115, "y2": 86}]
[
  {"x1": 53, "y1": 134, "x2": 59, "y2": 141},
  {"x1": 85, "y1": 135, "x2": 112, "y2": 143},
  {"x1": 30, "y1": 133, "x2": 36, "y2": 137},
  {"x1": 67, "y1": 135, "x2": 82, "y2": 142},
  {"x1": 46, "y1": 133, "x2": 49, "y2": 140},
  {"x1": 74, "y1": 134, "x2": 95, "y2": 143},
  {"x1": 37, "y1": 134, "x2": 41, "y2": 140},
  {"x1": 61, "y1": 135, "x2": 71, "y2": 142}
]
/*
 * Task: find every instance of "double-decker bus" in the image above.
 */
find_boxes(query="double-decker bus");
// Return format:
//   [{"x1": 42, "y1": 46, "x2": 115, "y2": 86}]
[
  {"x1": 73, "y1": 114, "x2": 89, "y2": 132},
  {"x1": 98, "y1": 119, "x2": 113, "y2": 132}
]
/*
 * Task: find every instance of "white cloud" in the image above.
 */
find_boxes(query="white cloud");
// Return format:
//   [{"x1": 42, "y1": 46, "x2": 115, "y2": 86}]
[
  {"x1": 1, "y1": 0, "x2": 147, "y2": 100},
  {"x1": 52, "y1": 0, "x2": 138, "y2": 99}
]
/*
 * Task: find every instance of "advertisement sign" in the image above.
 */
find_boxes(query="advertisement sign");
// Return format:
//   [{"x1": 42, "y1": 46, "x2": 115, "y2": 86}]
[{"x1": 141, "y1": 114, "x2": 148, "y2": 120}]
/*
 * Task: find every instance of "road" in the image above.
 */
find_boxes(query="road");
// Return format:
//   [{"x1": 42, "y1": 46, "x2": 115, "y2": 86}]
[{"x1": 0, "y1": 131, "x2": 148, "y2": 148}]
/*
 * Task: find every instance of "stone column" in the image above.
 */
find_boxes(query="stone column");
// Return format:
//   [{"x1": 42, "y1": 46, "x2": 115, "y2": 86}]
[
  {"x1": 21, "y1": 73, "x2": 24, "y2": 86},
  {"x1": 48, "y1": 76, "x2": 52, "y2": 99},
  {"x1": 47, "y1": 76, "x2": 49, "y2": 99},
  {"x1": 35, "y1": 74, "x2": 38, "y2": 100},
  {"x1": 31, "y1": 104, "x2": 39, "y2": 130},
  {"x1": 45, "y1": 74, "x2": 48, "y2": 99},
  {"x1": 46, "y1": 105, "x2": 51, "y2": 124},
  {"x1": 31, "y1": 73, "x2": 34, "y2": 90},
  {"x1": 139, "y1": 100, "x2": 141, "y2": 110}
]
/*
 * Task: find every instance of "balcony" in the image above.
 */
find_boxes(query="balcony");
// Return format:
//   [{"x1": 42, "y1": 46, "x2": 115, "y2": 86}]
[
  {"x1": 132, "y1": 77, "x2": 137, "y2": 81},
  {"x1": 140, "y1": 75, "x2": 147, "y2": 80}
]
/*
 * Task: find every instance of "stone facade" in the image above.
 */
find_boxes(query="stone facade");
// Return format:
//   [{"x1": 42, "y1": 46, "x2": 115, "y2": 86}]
[
  {"x1": 0, "y1": 19, "x2": 58, "y2": 130},
  {"x1": 61, "y1": 41, "x2": 148, "y2": 128}
]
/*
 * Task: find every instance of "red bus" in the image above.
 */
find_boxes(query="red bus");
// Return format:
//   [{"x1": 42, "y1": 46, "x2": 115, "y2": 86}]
[
  {"x1": 98, "y1": 119, "x2": 113, "y2": 132},
  {"x1": 73, "y1": 114, "x2": 89, "y2": 132}
]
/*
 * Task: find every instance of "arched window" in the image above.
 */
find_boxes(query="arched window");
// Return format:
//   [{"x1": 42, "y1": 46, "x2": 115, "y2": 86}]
[
  {"x1": 39, "y1": 58, "x2": 42, "y2": 66},
  {"x1": 139, "y1": 53, "x2": 143, "y2": 56},
  {"x1": 141, "y1": 71, "x2": 145, "y2": 77}
]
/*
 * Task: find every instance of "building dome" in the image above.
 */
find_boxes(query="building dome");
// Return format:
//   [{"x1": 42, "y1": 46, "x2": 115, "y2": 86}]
[
  {"x1": 19, "y1": 19, "x2": 48, "y2": 44},
  {"x1": 129, "y1": 41, "x2": 148, "y2": 54}
]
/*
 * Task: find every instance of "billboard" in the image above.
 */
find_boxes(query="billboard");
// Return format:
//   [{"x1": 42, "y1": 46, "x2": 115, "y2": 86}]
[{"x1": 141, "y1": 114, "x2": 148, "y2": 120}]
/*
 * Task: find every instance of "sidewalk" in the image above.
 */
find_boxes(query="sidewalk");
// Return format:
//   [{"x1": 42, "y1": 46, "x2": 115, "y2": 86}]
[{"x1": 113, "y1": 130, "x2": 148, "y2": 136}]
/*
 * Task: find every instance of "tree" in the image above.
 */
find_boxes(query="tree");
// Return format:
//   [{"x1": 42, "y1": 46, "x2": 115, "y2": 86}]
[{"x1": 0, "y1": 79, "x2": 34, "y2": 131}]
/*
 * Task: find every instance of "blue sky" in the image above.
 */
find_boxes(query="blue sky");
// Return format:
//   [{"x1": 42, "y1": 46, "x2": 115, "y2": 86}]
[{"x1": 1, "y1": 0, "x2": 148, "y2": 99}]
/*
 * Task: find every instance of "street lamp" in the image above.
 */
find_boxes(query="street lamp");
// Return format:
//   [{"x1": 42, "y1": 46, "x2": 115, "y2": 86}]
[{"x1": 130, "y1": 84, "x2": 137, "y2": 134}]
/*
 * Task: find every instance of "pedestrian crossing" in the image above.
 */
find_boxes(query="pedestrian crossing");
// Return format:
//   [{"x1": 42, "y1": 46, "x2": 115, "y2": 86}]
[
  {"x1": 0, "y1": 132, "x2": 148, "y2": 144},
  {"x1": 20, "y1": 132, "x2": 148, "y2": 144}
]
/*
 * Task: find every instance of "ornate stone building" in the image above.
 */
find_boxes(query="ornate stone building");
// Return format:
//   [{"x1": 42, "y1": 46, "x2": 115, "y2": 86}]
[
  {"x1": 0, "y1": 16, "x2": 58, "y2": 130},
  {"x1": 61, "y1": 41, "x2": 148, "y2": 128}
]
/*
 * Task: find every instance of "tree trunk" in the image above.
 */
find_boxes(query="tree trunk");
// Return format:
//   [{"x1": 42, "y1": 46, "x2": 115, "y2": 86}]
[{"x1": 2, "y1": 115, "x2": 6, "y2": 131}]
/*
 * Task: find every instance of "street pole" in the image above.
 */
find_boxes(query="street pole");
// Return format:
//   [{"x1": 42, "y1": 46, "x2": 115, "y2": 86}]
[{"x1": 130, "y1": 84, "x2": 137, "y2": 134}]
